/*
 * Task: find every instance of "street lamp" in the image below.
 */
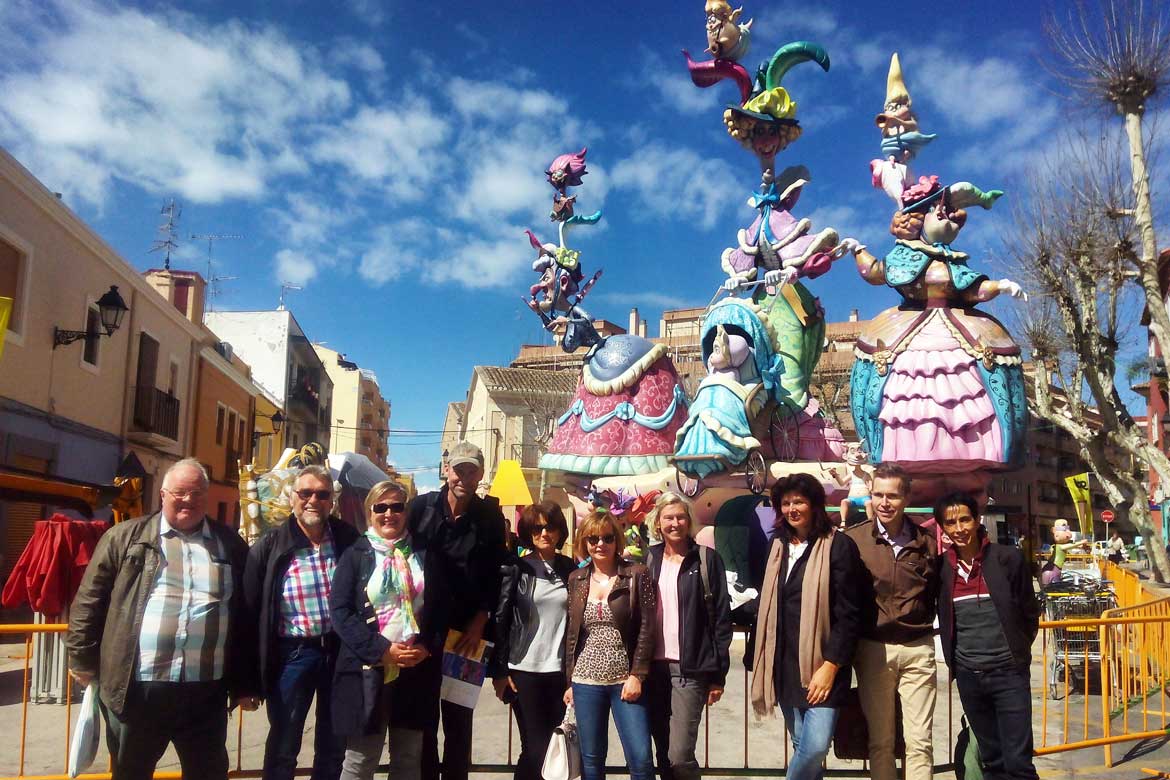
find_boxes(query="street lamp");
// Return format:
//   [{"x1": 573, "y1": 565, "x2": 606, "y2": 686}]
[
  {"x1": 252, "y1": 410, "x2": 285, "y2": 443},
  {"x1": 53, "y1": 285, "x2": 130, "y2": 348}
]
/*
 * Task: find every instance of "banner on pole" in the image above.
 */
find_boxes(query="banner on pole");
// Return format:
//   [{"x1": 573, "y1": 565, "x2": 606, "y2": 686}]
[
  {"x1": 0, "y1": 297, "x2": 11, "y2": 362},
  {"x1": 1065, "y1": 473, "x2": 1092, "y2": 535}
]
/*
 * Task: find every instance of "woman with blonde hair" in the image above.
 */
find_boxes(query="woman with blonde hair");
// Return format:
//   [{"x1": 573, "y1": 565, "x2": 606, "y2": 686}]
[
  {"x1": 564, "y1": 509, "x2": 657, "y2": 780},
  {"x1": 330, "y1": 481, "x2": 447, "y2": 780},
  {"x1": 645, "y1": 492, "x2": 733, "y2": 780}
]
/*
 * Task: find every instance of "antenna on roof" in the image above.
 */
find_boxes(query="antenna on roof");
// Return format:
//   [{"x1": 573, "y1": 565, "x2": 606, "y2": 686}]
[
  {"x1": 190, "y1": 233, "x2": 242, "y2": 311},
  {"x1": 279, "y1": 283, "x2": 302, "y2": 311},
  {"x1": 149, "y1": 199, "x2": 182, "y2": 270}
]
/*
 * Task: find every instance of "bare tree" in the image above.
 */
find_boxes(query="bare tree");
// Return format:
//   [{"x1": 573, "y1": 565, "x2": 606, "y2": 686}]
[
  {"x1": 1015, "y1": 0, "x2": 1170, "y2": 577},
  {"x1": 1009, "y1": 130, "x2": 1170, "y2": 579}
]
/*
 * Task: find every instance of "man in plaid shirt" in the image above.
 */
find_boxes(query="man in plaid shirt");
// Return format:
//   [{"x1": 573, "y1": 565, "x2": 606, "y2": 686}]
[
  {"x1": 243, "y1": 464, "x2": 360, "y2": 780},
  {"x1": 66, "y1": 459, "x2": 257, "y2": 780}
]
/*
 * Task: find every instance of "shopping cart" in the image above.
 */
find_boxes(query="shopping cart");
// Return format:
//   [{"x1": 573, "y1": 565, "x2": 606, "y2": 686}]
[{"x1": 1042, "y1": 576, "x2": 1118, "y2": 699}]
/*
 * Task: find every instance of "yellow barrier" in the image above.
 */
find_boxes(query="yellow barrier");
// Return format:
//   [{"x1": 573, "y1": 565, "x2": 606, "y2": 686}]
[{"x1": 7, "y1": 605, "x2": 1170, "y2": 778}]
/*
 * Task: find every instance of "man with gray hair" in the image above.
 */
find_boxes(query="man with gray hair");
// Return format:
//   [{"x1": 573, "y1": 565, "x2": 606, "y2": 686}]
[
  {"x1": 66, "y1": 458, "x2": 257, "y2": 780},
  {"x1": 243, "y1": 463, "x2": 360, "y2": 780}
]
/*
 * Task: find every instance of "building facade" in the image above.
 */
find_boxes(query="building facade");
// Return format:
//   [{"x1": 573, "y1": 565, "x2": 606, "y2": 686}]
[
  {"x1": 313, "y1": 345, "x2": 390, "y2": 465},
  {"x1": 204, "y1": 310, "x2": 333, "y2": 453}
]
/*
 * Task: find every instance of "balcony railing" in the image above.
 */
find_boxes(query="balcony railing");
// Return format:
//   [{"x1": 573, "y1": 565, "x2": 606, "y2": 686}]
[
  {"x1": 510, "y1": 443, "x2": 545, "y2": 469},
  {"x1": 132, "y1": 385, "x2": 180, "y2": 440}
]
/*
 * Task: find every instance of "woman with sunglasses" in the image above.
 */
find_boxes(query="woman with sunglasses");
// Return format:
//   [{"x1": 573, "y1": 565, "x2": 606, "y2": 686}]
[
  {"x1": 749, "y1": 473, "x2": 863, "y2": 780},
  {"x1": 329, "y1": 481, "x2": 448, "y2": 780},
  {"x1": 645, "y1": 492, "x2": 733, "y2": 780},
  {"x1": 564, "y1": 509, "x2": 657, "y2": 780},
  {"x1": 489, "y1": 501, "x2": 576, "y2": 780}
]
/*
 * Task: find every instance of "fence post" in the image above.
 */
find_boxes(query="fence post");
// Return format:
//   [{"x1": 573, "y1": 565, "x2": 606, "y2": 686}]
[{"x1": 1102, "y1": 622, "x2": 1113, "y2": 767}]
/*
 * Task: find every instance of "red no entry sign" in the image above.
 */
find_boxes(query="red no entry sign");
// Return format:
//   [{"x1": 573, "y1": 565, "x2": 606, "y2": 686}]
[{"x1": 1101, "y1": 509, "x2": 1115, "y2": 523}]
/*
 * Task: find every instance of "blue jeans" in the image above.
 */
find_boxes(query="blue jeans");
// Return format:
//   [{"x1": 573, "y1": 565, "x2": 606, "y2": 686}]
[
  {"x1": 780, "y1": 706, "x2": 839, "y2": 780},
  {"x1": 264, "y1": 639, "x2": 346, "y2": 780},
  {"x1": 955, "y1": 664, "x2": 1039, "y2": 780},
  {"x1": 572, "y1": 682, "x2": 653, "y2": 780}
]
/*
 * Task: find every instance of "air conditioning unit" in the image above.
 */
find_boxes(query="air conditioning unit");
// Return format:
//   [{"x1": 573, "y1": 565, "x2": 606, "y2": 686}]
[{"x1": 215, "y1": 341, "x2": 234, "y2": 361}]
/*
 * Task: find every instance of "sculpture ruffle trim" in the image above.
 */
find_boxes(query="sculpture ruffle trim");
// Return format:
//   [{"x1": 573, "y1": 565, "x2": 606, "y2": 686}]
[
  {"x1": 583, "y1": 343, "x2": 669, "y2": 396},
  {"x1": 538, "y1": 452, "x2": 674, "y2": 476},
  {"x1": 683, "y1": 409, "x2": 763, "y2": 452}
]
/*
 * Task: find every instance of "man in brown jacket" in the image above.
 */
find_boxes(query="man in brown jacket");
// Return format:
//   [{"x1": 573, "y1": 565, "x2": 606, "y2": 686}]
[
  {"x1": 845, "y1": 463, "x2": 939, "y2": 780},
  {"x1": 66, "y1": 459, "x2": 257, "y2": 780}
]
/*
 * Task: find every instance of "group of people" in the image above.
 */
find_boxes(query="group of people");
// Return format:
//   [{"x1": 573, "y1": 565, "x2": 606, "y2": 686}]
[{"x1": 65, "y1": 443, "x2": 1040, "y2": 780}]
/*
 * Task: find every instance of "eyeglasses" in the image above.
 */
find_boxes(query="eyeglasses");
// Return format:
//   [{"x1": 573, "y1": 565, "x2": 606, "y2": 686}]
[
  {"x1": 372, "y1": 502, "x2": 406, "y2": 515},
  {"x1": 163, "y1": 488, "x2": 205, "y2": 500},
  {"x1": 533, "y1": 524, "x2": 558, "y2": 537},
  {"x1": 295, "y1": 489, "x2": 333, "y2": 501},
  {"x1": 585, "y1": 534, "x2": 616, "y2": 546}
]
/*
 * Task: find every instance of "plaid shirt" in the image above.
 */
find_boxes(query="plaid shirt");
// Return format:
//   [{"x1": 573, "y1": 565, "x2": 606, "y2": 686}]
[
  {"x1": 137, "y1": 517, "x2": 232, "y2": 682},
  {"x1": 278, "y1": 528, "x2": 336, "y2": 637}
]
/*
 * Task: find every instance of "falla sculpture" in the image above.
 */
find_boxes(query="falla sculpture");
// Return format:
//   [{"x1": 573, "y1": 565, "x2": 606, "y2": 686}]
[
  {"x1": 848, "y1": 53, "x2": 1029, "y2": 501},
  {"x1": 673, "y1": 7, "x2": 853, "y2": 490},
  {"x1": 534, "y1": 150, "x2": 690, "y2": 477}
]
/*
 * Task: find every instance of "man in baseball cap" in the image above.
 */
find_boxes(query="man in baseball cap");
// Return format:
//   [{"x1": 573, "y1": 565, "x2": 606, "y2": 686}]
[{"x1": 407, "y1": 441, "x2": 506, "y2": 780}]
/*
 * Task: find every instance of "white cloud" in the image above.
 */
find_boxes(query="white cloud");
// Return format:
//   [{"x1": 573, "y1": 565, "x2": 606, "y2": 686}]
[
  {"x1": 609, "y1": 144, "x2": 741, "y2": 230},
  {"x1": 274, "y1": 249, "x2": 319, "y2": 286},
  {"x1": 272, "y1": 193, "x2": 354, "y2": 247},
  {"x1": 446, "y1": 77, "x2": 567, "y2": 121},
  {"x1": 599, "y1": 291, "x2": 694, "y2": 310},
  {"x1": 424, "y1": 226, "x2": 534, "y2": 289},
  {"x1": 0, "y1": 0, "x2": 350, "y2": 206},
  {"x1": 358, "y1": 221, "x2": 430, "y2": 284},
  {"x1": 311, "y1": 103, "x2": 450, "y2": 202}
]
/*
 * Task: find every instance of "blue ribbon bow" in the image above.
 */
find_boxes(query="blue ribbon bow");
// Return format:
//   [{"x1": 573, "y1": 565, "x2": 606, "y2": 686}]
[{"x1": 749, "y1": 183, "x2": 783, "y2": 245}]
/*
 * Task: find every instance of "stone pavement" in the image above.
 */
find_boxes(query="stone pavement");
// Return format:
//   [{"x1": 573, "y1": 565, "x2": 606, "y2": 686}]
[{"x1": 3, "y1": 633, "x2": 1170, "y2": 779}]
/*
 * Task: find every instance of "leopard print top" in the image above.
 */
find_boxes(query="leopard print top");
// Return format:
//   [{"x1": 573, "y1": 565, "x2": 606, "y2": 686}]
[{"x1": 570, "y1": 600, "x2": 630, "y2": 685}]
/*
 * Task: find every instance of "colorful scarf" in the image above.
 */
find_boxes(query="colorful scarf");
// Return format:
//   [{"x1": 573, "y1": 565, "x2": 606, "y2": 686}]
[{"x1": 364, "y1": 530, "x2": 423, "y2": 682}]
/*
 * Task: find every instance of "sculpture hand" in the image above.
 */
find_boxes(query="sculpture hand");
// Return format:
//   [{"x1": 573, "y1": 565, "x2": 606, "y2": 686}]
[
  {"x1": 833, "y1": 238, "x2": 865, "y2": 258},
  {"x1": 999, "y1": 279, "x2": 1029, "y2": 301},
  {"x1": 723, "y1": 276, "x2": 748, "y2": 291},
  {"x1": 763, "y1": 267, "x2": 798, "y2": 287}
]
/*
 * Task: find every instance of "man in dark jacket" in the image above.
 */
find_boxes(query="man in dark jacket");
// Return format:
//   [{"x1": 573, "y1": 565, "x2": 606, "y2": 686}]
[
  {"x1": 66, "y1": 459, "x2": 257, "y2": 780},
  {"x1": 407, "y1": 441, "x2": 507, "y2": 780},
  {"x1": 243, "y1": 464, "x2": 360, "y2": 780},
  {"x1": 844, "y1": 463, "x2": 938, "y2": 780},
  {"x1": 937, "y1": 491, "x2": 1040, "y2": 780}
]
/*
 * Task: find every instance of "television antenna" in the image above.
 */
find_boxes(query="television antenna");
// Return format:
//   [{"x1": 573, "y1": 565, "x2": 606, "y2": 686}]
[
  {"x1": 190, "y1": 233, "x2": 242, "y2": 311},
  {"x1": 149, "y1": 199, "x2": 181, "y2": 269},
  {"x1": 278, "y1": 283, "x2": 302, "y2": 311}
]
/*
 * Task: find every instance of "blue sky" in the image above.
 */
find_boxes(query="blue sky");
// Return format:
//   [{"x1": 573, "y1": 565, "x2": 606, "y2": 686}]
[{"x1": 0, "y1": 1, "x2": 1150, "y2": 490}]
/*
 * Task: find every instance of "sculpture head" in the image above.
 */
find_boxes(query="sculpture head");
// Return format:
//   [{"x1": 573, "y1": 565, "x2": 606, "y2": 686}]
[
  {"x1": 1053, "y1": 518, "x2": 1073, "y2": 544},
  {"x1": 705, "y1": 1, "x2": 748, "y2": 59},
  {"x1": 843, "y1": 441, "x2": 869, "y2": 467},
  {"x1": 546, "y1": 148, "x2": 589, "y2": 193}
]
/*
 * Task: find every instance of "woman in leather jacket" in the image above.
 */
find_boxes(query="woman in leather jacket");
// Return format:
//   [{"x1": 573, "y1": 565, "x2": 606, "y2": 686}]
[
  {"x1": 489, "y1": 502, "x2": 576, "y2": 780},
  {"x1": 564, "y1": 509, "x2": 657, "y2": 780}
]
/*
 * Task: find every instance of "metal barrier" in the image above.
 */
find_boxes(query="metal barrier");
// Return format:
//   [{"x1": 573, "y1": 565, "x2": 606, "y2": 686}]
[{"x1": 7, "y1": 602, "x2": 1170, "y2": 778}]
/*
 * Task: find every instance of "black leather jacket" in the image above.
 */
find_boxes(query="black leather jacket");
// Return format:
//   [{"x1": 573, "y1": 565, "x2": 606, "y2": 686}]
[{"x1": 489, "y1": 552, "x2": 576, "y2": 678}]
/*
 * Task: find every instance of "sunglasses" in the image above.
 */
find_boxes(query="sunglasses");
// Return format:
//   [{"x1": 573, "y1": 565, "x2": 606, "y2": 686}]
[
  {"x1": 372, "y1": 502, "x2": 407, "y2": 515},
  {"x1": 295, "y1": 489, "x2": 333, "y2": 501},
  {"x1": 585, "y1": 534, "x2": 616, "y2": 546},
  {"x1": 533, "y1": 524, "x2": 558, "y2": 536}
]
